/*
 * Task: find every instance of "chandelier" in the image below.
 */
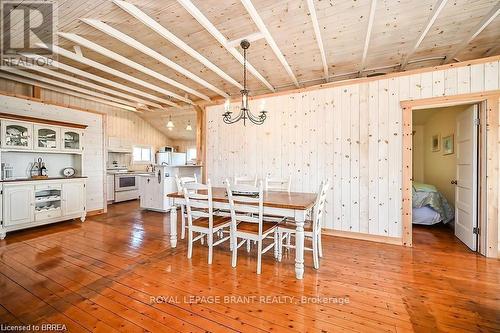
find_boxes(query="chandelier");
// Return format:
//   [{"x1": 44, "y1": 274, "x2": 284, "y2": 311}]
[{"x1": 222, "y1": 39, "x2": 267, "y2": 126}]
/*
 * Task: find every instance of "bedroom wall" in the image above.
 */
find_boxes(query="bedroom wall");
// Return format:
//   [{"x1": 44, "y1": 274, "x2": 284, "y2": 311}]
[
  {"x1": 412, "y1": 125, "x2": 424, "y2": 183},
  {"x1": 206, "y1": 57, "x2": 500, "y2": 243},
  {"x1": 418, "y1": 105, "x2": 470, "y2": 206}
]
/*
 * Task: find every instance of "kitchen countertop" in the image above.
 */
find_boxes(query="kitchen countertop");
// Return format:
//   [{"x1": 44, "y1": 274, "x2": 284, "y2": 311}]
[{"x1": 0, "y1": 176, "x2": 88, "y2": 183}]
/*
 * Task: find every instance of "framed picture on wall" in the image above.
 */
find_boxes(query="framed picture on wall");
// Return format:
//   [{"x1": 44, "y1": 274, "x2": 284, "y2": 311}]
[
  {"x1": 443, "y1": 134, "x2": 454, "y2": 155},
  {"x1": 431, "y1": 134, "x2": 440, "y2": 152}
]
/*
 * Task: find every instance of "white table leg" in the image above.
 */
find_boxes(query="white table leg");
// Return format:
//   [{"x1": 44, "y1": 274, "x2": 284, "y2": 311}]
[
  {"x1": 295, "y1": 210, "x2": 306, "y2": 279},
  {"x1": 170, "y1": 205, "x2": 178, "y2": 248}
]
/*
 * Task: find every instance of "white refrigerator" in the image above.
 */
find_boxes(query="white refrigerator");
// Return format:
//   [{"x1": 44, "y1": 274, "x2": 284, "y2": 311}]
[{"x1": 156, "y1": 152, "x2": 187, "y2": 166}]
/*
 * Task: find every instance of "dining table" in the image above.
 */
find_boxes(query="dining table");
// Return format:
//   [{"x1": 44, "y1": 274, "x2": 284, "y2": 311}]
[{"x1": 167, "y1": 187, "x2": 317, "y2": 279}]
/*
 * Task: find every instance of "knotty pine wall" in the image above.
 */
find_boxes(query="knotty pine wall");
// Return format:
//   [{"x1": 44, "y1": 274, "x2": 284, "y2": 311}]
[{"x1": 206, "y1": 60, "x2": 500, "y2": 241}]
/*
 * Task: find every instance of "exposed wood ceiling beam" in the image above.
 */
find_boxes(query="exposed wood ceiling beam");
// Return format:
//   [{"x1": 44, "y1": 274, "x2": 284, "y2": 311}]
[
  {"x1": 22, "y1": 53, "x2": 177, "y2": 109},
  {"x1": 113, "y1": 0, "x2": 243, "y2": 90},
  {"x1": 400, "y1": 0, "x2": 448, "y2": 70},
  {"x1": 37, "y1": 43, "x2": 180, "y2": 108},
  {"x1": 444, "y1": 2, "x2": 500, "y2": 64},
  {"x1": 0, "y1": 68, "x2": 138, "y2": 112},
  {"x1": 82, "y1": 20, "x2": 212, "y2": 101},
  {"x1": 240, "y1": 0, "x2": 299, "y2": 87},
  {"x1": 58, "y1": 32, "x2": 193, "y2": 105},
  {"x1": 360, "y1": 0, "x2": 377, "y2": 72},
  {"x1": 176, "y1": 0, "x2": 275, "y2": 92},
  {"x1": 80, "y1": 19, "x2": 220, "y2": 100},
  {"x1": 227, "y1": 32, "x2": 264, "y2": 48},
  {"x1": 13, "y1": 61, "x2": 163, "y2": 109},
  {"x1": 306, "y1": 0, "x2": 328, "y2": 81}
]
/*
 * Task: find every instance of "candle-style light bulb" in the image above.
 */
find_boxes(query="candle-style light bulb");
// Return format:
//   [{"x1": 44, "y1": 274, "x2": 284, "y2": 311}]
[{"x1": 224, "y1": 99, "x2": 231, "y2": 112}]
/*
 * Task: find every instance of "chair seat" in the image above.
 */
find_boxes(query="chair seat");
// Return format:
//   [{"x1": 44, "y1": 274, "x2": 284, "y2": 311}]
[
  {"x1": 192, "y1": 215, "x2": 231, "y2": 229},
  {"x1": 236, "y1": 221, "x2": 278, "y2": 234},
  {"x1": 278, "y1": 220, "x2": 314, "y2": 232}
]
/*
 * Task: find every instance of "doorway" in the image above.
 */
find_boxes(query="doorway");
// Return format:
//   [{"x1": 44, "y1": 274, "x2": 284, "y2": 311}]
[{"x1": 411, "y1": 103, "x2": 479, "y2": 252}]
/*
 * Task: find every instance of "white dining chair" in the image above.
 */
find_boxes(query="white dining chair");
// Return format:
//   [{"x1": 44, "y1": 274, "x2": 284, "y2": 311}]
[
  {"x1": 183, "y1": 180, "x2": 231, "y2": 264},
  {"x1": 264, "y1": 175, "x2": 291, "y2": 192},
  {"x1": 175, "y1": 174, "x2": 198, "y2": 240},
  {"x1": 226, "y1": 179, "x2": 278, "y2": 274},
  {"x1": 277, "y1": 180, "x2": 329, "y2": 269},
  {"x1": 234, "y1": 175, "x2": 257, "y2": 186}
]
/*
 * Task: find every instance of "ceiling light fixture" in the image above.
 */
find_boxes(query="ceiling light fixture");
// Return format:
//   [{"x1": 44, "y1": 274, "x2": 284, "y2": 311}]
[
  {"x1": 186, "y1": 120, "x2": 193, "y2": 131},
  {"x1": 166, "y1": 115, "x2": 175, "y2": 129},
  {"x1": 222, "y1": 40, "x2": 267, "y2": 126}
]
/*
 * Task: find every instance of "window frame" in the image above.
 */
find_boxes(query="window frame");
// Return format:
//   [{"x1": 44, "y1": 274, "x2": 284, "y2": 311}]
[{"x1": 132, "y1": 145, "x2": 154, "y2": 165}]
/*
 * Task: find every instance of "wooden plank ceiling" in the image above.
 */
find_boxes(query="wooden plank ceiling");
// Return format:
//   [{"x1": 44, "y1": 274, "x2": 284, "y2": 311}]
[{"x1": 2, "y1": 0, "x2": 499, "y2": 138}]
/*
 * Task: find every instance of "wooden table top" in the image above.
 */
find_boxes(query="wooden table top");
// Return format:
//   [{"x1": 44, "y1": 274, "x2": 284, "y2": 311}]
[{"x1": 168, "y1": 187, "x2": 317, "y2": 210}]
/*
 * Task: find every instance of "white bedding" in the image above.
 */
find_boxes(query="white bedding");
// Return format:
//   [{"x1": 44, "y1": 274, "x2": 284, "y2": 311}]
[{"x1": 412, "y1": 206, "x2": 442, "y2": 225}]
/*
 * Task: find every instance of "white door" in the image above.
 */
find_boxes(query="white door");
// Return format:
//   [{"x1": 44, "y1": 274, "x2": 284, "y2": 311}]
[
  {"x1": 454, "y1": 105, "x2": 478, "y2": 251},
  {"x1": 3, "y1": 185, "x2": 34, "y2": 226},
  {"x1": 62, "y1": 182, "x2": 85, "y2": 216}
]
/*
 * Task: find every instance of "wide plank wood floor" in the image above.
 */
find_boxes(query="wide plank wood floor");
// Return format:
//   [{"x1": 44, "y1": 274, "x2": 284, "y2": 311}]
[{"x1": 0, "y1": 201, "x2": 499, "y2": 332}]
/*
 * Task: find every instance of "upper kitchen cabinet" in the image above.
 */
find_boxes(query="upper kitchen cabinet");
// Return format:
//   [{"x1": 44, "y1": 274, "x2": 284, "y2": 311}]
[
  {"x1": 108, "y1": 136, "x2": 132, "y2": 153},
  {"x1": 34, "y1": 124, "x2": 60, "y2": 151},
  {"x1": 62, "y1": 129, "x2": 84, "y2": 152},
  {"x1": 1, "y1": 120, "x2": 33, "y2": 150}
]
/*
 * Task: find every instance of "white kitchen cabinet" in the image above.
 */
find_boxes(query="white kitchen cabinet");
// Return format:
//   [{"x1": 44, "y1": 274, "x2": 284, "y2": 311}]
[
  {"x1": 108, "y1": 136, "x2": 132, "y2": 153},
  {"x1": 61, "y1": 128, "x2": 84, "y2": 152},
  {"x1": 1, "y1": 120, "x2": 33, "y2": 150},
  {"x1": 34, "y1": 124, "x2": 61, "y2": 150},
  {"x1": 3, "y1": 184, "x2": 35, "y2": 226},
  {"x1": 62, "y1": 181, "x2": 85, "y2": 216},
  {"x1": 107, "y1": 174, "x2": 115, "y2": 201},
  {"x1": 0, "y1": 179, "x2": 87, "y2": 239}
]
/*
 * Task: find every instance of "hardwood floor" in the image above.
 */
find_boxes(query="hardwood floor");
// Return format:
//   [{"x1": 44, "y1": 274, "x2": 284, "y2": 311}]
[{"x1": 0, "y1": 201, "x2": 499, "y2": 332}]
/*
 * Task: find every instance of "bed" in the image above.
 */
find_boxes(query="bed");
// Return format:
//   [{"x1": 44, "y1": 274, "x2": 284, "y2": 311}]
[{"x1": 412, "y1": 182, "x2": 454, "y2": 225}]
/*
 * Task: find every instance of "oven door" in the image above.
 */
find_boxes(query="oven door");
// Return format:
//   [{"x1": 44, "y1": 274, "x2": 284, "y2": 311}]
[{"x1": 115, "y1": 175, "x2": 138, "y2": 191}]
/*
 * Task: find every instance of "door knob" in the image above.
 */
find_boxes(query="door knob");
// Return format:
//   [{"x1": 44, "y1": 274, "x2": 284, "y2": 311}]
[{"x1": 451, "y1": 180, "x2": 458, "y2": 185}]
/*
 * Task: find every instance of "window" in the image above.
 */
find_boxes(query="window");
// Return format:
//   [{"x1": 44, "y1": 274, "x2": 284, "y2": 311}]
[
  {"x1": 133, "y1": 146, "x2": 153, "y2": 164},
  {"x1": 187, "y1": 147, "x2": 197, "y2": 162}
]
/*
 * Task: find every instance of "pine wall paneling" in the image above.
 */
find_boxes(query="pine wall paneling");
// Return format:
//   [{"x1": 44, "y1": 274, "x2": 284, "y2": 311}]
[{"x1": 206, "y1": 58, "x2": 500, "y2": 249}]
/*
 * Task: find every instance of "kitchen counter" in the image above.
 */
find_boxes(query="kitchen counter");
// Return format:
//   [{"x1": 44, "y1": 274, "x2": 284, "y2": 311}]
[{"x1": 0, "y1": 176, "x2": 88, "y2": 183}]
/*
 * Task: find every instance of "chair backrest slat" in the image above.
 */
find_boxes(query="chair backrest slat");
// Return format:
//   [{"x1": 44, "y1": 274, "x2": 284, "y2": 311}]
[
  {"x1": 183, "y1": 179, "x2": 214, "y2": 229},
  {"x1": 234, "y1": 175, "x2": 257, "y2": 187},
  {"x1": 312, "y1": 180, "x2": 329, "y2": 233},
  {"x1": 175, "y1": 174, "x2": 198, "y2": 193},
  {"x1": 226, "y1": 179, "x2": 264, "y2": 234},
  {"x1": 265, "y1": 175, "x2": 291, "y2": 192}
]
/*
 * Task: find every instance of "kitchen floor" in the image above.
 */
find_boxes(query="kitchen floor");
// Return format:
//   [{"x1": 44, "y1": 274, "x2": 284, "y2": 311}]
[{"x1": 0, "y1": 201, "x2": 498, "y2": 332}]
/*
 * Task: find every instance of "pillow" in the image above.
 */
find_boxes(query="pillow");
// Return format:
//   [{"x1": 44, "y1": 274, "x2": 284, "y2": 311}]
[{"x1": 413, "y1": 182, "x2": 438, "y2": 192}]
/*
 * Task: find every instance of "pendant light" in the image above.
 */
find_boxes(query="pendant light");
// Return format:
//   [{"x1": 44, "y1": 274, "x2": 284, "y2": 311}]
[
  {"x1": 186, "y1": 120, "x2": 192, "y2": 131},
  {"x1": 166, "y1": 115, "x2": 174, "y2": 130},
  {"x1": 222, "y1": 39, "x2": 267, "y2": 126}
]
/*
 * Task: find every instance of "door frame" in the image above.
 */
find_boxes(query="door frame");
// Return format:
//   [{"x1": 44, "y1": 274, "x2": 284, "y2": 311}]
[{"x1": 400, "y1": 90, "x2": 500, "y2": 258}]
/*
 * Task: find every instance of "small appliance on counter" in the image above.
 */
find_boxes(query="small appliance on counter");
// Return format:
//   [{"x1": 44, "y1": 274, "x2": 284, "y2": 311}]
[{"x1": 1, "y1": 163, "x2": 14, "y2": 180}]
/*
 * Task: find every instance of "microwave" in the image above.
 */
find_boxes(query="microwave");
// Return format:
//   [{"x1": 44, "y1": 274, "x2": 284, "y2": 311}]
[{"x1": 159, "y1": 146, "x2": 175, "y2": 153}]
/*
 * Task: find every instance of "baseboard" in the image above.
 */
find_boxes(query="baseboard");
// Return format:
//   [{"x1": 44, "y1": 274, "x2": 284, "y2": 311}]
[
  {"x1": 323, "y1": 229, "x2": 403, "y2": 246},
  {"x1": 87, "y1": 209, "x2": 105, "y2": 217}
]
